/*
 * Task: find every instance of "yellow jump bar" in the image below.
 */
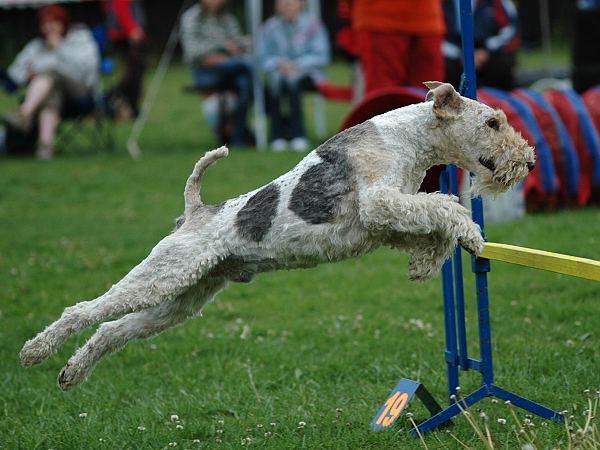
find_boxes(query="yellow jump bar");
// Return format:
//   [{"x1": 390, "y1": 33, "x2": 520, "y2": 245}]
[{"x1": 480, "y1": 242, "x2": 600, "y2": 282}]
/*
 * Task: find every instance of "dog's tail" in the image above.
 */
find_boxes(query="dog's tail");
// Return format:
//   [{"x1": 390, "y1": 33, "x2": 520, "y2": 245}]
[{"x1": 184, "y1": 146, "x2": 229, "y2": 216}]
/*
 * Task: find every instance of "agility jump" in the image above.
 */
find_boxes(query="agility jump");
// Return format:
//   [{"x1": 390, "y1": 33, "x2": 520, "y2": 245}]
[
  {"x1": 481, "y1": 242, "x2": 600, "y2": 282},
  {"x1": 371, "y1": 0, "x2": 600, "y2": 435}
]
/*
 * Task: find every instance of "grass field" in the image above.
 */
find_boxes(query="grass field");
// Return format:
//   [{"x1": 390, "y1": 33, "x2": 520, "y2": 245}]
[{"x1": 1, "y1": 61, "x2": 599, "y2": 449}]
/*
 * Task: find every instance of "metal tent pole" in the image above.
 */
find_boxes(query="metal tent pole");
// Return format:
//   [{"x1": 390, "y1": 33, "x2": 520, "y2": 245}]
[{"x1": 247, "y1": 0, "x2": 268, "y2": 150}]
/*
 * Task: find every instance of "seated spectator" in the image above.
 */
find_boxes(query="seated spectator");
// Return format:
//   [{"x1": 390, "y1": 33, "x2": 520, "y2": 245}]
[
  {"x1": 2, "y1": 4, "x2": 100, "y2": 160},
  {"x1": 443, "y1": 0, "x2": 519, "y2": 91},
  {"x1": 258, "y1": 0, "x2": 330, "y2": 152},
  {"x1": 179, "y1": 0, "x2": 253, "y2": 147}
]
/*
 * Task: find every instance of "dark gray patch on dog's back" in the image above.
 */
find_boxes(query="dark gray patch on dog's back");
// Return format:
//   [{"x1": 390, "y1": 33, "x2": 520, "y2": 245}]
[
  {"x1": 235, "y1": 184, "x2": 280, "y2": 242},
  {"x1": 289, "y1": 126, "x2": 359, "y2": 224}
]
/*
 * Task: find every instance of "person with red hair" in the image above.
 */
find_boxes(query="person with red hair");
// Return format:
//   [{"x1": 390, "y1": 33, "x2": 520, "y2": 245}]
[{"x1": 2, "y1": 4, "x2": 99, "y2": 159}]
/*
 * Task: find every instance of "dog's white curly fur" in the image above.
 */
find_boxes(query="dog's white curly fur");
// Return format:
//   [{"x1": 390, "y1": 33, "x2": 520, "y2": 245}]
[{"x1": 19, "y1": 82, "x2": 535, "y2": 390}]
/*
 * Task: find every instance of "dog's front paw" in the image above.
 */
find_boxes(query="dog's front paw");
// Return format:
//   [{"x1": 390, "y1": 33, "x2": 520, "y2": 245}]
[
  {"x1": 20, "y1": 337, "x2": 54, "y2": 367},
  {"x1": 458, "y1": 228, "x2": 485, "y2": 256}
]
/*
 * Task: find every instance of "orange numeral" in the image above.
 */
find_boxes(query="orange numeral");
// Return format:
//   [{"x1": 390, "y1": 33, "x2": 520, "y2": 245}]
[{"x1": 375, "y1": 392, "x2": 409, "y2": 427}]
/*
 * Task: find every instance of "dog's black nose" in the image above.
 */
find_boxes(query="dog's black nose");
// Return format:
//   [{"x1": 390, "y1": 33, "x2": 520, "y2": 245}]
[{"x1": 527, "y1": 162, "x2": 535, "y2": 172}]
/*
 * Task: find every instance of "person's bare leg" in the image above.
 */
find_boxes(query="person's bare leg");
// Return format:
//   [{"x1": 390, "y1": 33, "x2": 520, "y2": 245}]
[
  {"x1": 4, "y1": 74, "x2": 55, "y2": 133},
  {"x1": 36, "y1": 107, "x2": 60, "y2": 160},
  {"x1": 20, "y1": 74, "x2": 54, "y2": 119}
]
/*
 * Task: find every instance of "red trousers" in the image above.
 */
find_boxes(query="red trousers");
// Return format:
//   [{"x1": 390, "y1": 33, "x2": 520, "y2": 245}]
[{"x1": 356, "y1": 30, "x2": 444, "y2": 92}]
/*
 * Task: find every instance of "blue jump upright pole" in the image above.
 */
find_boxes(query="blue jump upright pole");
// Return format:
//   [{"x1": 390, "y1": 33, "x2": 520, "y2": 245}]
[{"x1": 414, "y1": 0, "x2": 563, "y2": 434}]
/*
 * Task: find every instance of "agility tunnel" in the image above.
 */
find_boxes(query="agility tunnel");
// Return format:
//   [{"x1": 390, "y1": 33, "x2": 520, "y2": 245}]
[{"x1": 338, "y1": 83, "x2": 600, "y2": 211}]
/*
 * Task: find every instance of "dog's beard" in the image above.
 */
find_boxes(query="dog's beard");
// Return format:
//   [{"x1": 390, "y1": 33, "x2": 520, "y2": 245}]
[{"x1": 469, "y1": 163, "x2": 529, "y2": 197}]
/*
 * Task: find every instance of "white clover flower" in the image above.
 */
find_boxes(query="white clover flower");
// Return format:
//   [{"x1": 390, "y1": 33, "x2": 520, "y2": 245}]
[
  {"x1": 497, "y1": 418, "x2": 507, "y2": 425},
  {"x1": 170, "y1": 414, "x2": 180, "y2": 422},
  {"x1": 168, "y1": 443, "x2": 177, "y2": 448},
  {"x1": 137, "y1": 425, "x2": 146, "y2": 431},
  {"x1": 78, "y1": 412, "x2": 87, "y2": 418},
  {"x1": 175, "y1": 424, "x2": 183, "y2": 430},
  {"x1": 240, "y1": 324, "x2": 251, "y2": 340}
]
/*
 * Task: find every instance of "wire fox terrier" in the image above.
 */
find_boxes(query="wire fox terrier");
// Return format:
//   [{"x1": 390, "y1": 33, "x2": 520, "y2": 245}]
[{"x1": 20, "y1": 82, "x2": 535, "y2": 390}]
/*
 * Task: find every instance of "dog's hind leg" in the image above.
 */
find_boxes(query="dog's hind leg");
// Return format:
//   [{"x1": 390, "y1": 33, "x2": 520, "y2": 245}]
[
  {"x1": 20, "y1": 234, "x2": 222, "y2": 367},
  {"x1": 57, "y1": 278, "x2": 226, "y2": 390}
]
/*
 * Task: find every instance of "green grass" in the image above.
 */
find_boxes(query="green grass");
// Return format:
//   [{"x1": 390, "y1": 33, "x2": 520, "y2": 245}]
[{"x1": 1, "y1": 62, "x2": 599, "y2": 449}]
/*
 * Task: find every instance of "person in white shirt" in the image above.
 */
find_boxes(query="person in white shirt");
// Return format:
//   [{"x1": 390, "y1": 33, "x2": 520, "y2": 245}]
[{"x1": 3, "y1": 4, "x2": 100, "y2": 160}]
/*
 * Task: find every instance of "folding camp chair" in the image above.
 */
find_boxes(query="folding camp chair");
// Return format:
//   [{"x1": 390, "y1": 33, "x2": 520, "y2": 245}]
[{"x1": 54, "y1": 24, "x2": 115, "y2": 155}]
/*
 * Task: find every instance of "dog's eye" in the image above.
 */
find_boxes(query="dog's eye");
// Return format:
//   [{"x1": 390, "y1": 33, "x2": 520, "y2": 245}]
[{"x1": 486, "y1": 118, "x2": 500, "y2": 130}]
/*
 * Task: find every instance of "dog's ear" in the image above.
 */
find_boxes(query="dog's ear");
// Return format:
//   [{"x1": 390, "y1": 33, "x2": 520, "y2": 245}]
[{"x1": 424, "y1": 82, "x2": 463, "y2": 119}]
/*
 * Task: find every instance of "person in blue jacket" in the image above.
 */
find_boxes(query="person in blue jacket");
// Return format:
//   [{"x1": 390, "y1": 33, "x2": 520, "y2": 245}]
[
  {"x1": 443, "y1": 0, "x2": 520, "y2": 90},
  {"x1": 258, "y1": 0, "x2": 330, "y2": 152}
]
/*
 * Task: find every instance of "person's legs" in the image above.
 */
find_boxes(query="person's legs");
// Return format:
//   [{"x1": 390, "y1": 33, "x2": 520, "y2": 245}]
[
  {"x1": 36, "y1": 107, "x2": 60, "y2": 160},
  {"x1": 34, "y1": 71, "x2": 88, "y2": 159},
  {"x1": 229, "y1": 62, "x2": 253, "y2": 146},
  {"x1": 193, "y1": 59, "x2": 253, "y2": 146},
  {"x1": 408, "y1": 34, "x2": 445, "y2": 87},
  {"x1": 115, "y1": 40, "x2": 146, "y2": 117},
  {"x1": 283, "y1": 74, "x2": 311, "y2": 152},
  {"x1": 191, "y1": 67, "x2": 221, "y2": 89},
  {"x1": 356, "y1": 30, "x2": 410, "y2": 93},
  {"x1": 284, "y1": 75, "x2": 307, "y2": 140},
  {"x1": 20, "y1": 74, "x2": 55, "y2": 119},
  {"x1": 267, "y1": 72, "x2": 286, "y2": 145}
]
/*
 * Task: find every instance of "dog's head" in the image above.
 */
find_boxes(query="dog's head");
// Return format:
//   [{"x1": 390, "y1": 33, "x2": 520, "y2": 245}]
[{"x1": 424, "y1": 81, "x2": 535, "y2": 196}]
